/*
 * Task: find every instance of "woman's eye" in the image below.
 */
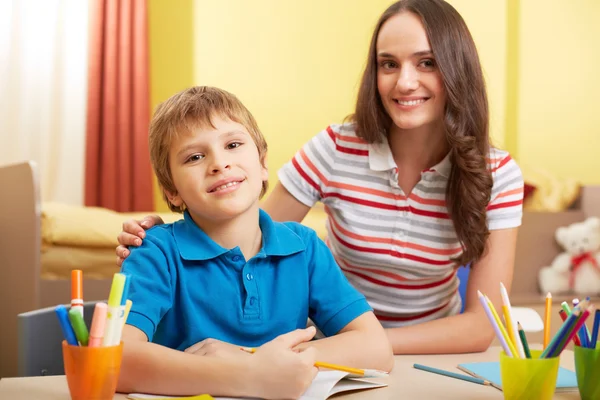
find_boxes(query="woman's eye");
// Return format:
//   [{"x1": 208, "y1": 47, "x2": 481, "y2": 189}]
[
  {"x1": 379, "y1": 60, "x2": 396, "y2": 69},
  {"x1": 227, "y1": 142, "x2": 242, "y2": 149},
  {"x1": 419, "y1": 59, "x2": 436, "y2": 68}
]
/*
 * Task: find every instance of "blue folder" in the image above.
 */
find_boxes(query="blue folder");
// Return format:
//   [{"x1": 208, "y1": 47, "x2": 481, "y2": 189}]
[{"x1": 457, "y1": 361, "x2": 578, "y2": 392}]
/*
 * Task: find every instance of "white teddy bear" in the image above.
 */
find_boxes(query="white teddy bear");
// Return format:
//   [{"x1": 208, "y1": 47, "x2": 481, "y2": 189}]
[{"x1": 538, "y1": 217, "x2": 600, "y2": 295}]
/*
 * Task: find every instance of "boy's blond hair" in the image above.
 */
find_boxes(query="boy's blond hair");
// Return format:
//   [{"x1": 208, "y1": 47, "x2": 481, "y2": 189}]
[{"x1": 149, "y1": 86, "x2": 269, "y2": 213}]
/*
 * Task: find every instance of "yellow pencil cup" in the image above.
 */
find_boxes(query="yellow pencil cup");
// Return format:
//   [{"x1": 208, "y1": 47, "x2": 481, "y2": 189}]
[
  {"x1": 62, "y1": 340, "x2": 123, "y2": 400},
  {"x1": 499, "y1": 350, "x2": 559, "y2": 400},
  {"x1": 574, "y1": 344, "x2": 600, "y2": 400}
]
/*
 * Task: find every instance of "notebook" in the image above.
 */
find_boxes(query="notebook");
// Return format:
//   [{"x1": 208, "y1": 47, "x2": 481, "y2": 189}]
[
  {"x1": 127, "y1": 370, "x2": 387, "y2": 400},
  {"x1": 457, "y1": 361, "x2": 578, "y2": 393}
]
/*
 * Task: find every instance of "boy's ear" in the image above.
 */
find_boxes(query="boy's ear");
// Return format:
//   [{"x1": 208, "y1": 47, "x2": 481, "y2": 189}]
[
  {"x1": 261, "y1": 154, "x2": 269, "y2": 181},
  {"x1": 165, "y1": 190, "x2": 184, "y2": 208}
]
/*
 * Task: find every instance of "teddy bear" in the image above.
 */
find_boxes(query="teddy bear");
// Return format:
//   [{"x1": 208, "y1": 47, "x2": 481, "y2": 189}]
[{"x1": 538, "y1": 217, "x2": 600, "y2": 295}]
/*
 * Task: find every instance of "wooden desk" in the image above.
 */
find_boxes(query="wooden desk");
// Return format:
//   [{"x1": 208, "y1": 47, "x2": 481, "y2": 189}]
[{"x1": 0, "y1": 347, "x2": 580, "y2": 399}]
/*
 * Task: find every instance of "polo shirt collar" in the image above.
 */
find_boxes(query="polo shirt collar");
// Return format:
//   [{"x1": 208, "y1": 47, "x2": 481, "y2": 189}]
[
  {"x1": 368, "y1": 136, "x2": 452, "y2": 178},
  {"x1": 368, "y1": 136, "x2": 396, "y2": 172},
  {"x1": 173, "y1": 209, "x2": 305, "y2": 261}
]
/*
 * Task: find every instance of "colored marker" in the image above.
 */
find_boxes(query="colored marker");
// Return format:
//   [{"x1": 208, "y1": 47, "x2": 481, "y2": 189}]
[
  {"x1": 89, "y1": 302, "x2": 108, "y2": 347},
  {"x1": 55, "y1": 305, "x2": 78, "y2": 346},
  {"x1": 122, "y1": 299, "x2": 133, "y2": 330},
  {"x1": 112, "y1": 274, "x2": 131, "y2": 344},
  {"x1": 103, "y1": 273, "x2": 126, "y2": 346},
  {"x1": 71, "y1": 270, "x2": 83, "y2": 318},
  {"x1": 68, "y1": 307, "x2": 89, "y2": 346}
]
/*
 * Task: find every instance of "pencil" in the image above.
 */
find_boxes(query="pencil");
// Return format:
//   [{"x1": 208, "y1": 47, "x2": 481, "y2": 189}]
[
  {"x1": 485, "y1": 295, "x2": 519, "y2": 358},
  {"x1": 554, "y1": 306, "x2": 593, "y2": 357},
  {"x1": 239, "y1": 347, "x2": 388, "y2": 378},
  {"x1": 591, "y1": 309, "x2": 600, "y2": 349},
  {"x1": 542, "y1": 309, "x2": 580, "y2": 358},
  {"x1": 413, "y1": 364, "x2": 490, "y2": 386},
  {"x1": 517, "y1": 322, "x2": 531, "y2": 358},
  {"x1": 477, "y1": 291, "x2": 514, "y2": 357},
  {"x1": 561, "y1": 301, "x2": 572, "y2": 316},
  {"x1": 559, "y1": 309, "x2": 581, "y2": 347},
  {"x1": 500, "y1": 282, "x2": 524, "y2": 358},
  {"x1": 544, "y1": 292, "x2": 551, "y2": 349}
]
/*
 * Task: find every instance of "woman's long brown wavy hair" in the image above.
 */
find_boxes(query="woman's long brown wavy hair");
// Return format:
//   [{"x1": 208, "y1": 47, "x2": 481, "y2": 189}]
[{"x1": 350, "y1": 0, "x2": 493, "y2": 266}]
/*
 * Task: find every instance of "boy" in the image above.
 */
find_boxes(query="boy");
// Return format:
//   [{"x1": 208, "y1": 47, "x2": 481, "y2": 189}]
[{"x1": 118, "y1": 86, "x2": 393, "y2": 398}]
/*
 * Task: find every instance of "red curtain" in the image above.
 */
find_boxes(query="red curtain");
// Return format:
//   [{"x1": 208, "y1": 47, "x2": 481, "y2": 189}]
[{"x1": 85, "y1": 0, "x2": 153, "y2": 212}]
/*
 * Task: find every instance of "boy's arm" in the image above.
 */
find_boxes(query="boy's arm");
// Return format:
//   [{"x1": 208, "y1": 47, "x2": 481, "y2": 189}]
[
  {"x1": 119, "y1": 325, "x2": 320, "y2": 399},
  {"x1": 301, "y1": 230, "x2": 394, "y2": 372},
  {"x1": 296, "y1": 312, "x2": 394, "y2": 372}
]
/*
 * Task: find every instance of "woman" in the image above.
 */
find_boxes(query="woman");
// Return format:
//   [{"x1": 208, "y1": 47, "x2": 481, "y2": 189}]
[{"x1": 116, "y1": 0, "x2": 523, "y2": 354}]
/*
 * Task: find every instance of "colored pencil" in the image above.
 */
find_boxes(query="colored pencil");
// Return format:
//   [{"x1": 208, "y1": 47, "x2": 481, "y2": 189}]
[
  {"x1": 561, "y1": 301, "x2": 572, "y2": 316},
  {"x1": 485, "y1": 295, "x2": 519, "y2": 358},
  {"x1": 239, "y1": 347, "x2": 388, "y2": 378},
  {"x1": 413, "y1": 364, "x2": 490, "y2": 386},
  {"x1": 591, "y1": 309, "x2": 600, "y2": 349},
  {"x1": 544, "y1": 292, "x2": 552, "y2": 350},
  {"x1": 517, "y1": 322, "x2": 531, "y2": 358},
  {"x1": 554, "y1": 306, "x2": 593, "y2": 357},
  {"x1": 477, "y1": 291, "x2": 514, "y2": 357},
  {"x1": 542, "y1": 309, "x2": 580, "y2": 358},
  {"x1": 559, "y1": 309, "x2": 581, "y2": 346},
  {"x1": 500, "y1": 283, "x2": 524, "y2": 358}
]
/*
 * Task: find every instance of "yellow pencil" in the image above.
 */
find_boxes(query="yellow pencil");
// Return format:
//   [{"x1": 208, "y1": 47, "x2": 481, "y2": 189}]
[
  {"x1": 544, "y1": 292, "x2": 552, "y2": 349},
  {"x1": 239, "y1": 347, "x2": 388, "y2": 378},
  {"x1": 485, "y1": 296, "x2": 519, "y2": 357},
  {"x1": 502, "y1": 305, "x2": 516, "y2": 346}
]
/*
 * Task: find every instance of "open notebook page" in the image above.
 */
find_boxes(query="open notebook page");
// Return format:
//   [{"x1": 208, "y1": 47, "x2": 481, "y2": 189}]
[{"x1": 128, "y1": 370, "x2": 387, "y2": 400}]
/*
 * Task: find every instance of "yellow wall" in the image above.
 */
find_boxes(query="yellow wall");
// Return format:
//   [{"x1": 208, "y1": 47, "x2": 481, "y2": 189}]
[
  {"x1": 149, "y1": 0, "x2": 195, "y2": 212},
  {"x1": 518, "y1": 1, "x2": 600, "y2": 184},
  {"x1": 191, "y1": 0, "x2": 509, "y2": 195}
]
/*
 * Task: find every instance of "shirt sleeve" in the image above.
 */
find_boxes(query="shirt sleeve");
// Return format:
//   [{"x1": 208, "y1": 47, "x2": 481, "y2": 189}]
[
  {"x1": 277, "y1": 125, "x2": 338, "y2": 207},
  {"x1": 302, "y1": 228, "x2": 372, "y2": 336},
  {"x1": 487, "y1": 151, "x2": 524, "y2": 230},
  {"x1": 120, "y1": 232, "x2": 173, "y2": 341}
]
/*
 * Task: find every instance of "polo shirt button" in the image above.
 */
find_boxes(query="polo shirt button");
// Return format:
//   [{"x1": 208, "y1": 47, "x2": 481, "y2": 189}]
[
  {"x1": 232, "y1": 255, "x2": 241, "y2": 262},
  {"x1": 250, "y1": 297, "x2": 256, "y2": 305},
  {"x1": 246, "y1": 273, "x2": 253, "y2": 281}
]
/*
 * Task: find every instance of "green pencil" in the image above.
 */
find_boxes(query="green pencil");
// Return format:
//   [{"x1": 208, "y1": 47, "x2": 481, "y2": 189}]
[{"x1": 517, "y1": 322, "x2": 531, "y2": 358}]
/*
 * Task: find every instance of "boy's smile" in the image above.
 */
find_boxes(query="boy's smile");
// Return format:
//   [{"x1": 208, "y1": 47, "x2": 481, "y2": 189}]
[{"x1": 166, "y1": 116, "x2": 268, "y2": 225}]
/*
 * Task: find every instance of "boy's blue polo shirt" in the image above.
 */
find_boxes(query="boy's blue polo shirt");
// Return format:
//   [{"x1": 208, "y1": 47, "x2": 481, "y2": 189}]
[{"x1": 121, "y1": 209, "x2": 372, "y2": 350}]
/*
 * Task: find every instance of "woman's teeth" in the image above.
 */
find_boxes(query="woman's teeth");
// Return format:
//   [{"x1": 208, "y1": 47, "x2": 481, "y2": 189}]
[{"x1": 396, "y1": 99, "x2": 426, "y2": 106}]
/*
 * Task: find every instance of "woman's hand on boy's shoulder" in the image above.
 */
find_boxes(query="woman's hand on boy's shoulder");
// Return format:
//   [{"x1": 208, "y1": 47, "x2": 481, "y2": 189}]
[
  {"x1": 116, "y1": 214, "x2": 164, "y2": 266},
  {"x1": 184, "y1": 338, "x2": 247, "y2": 358}
]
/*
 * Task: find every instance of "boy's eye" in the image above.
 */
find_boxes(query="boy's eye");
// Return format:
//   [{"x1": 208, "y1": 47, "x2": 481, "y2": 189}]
[
  {"x1": 227, "y1": 142, "x2": 243, "y2": 149},
  {"x1": 185, "y1": 154, "x2": 203, "y2": 163}
]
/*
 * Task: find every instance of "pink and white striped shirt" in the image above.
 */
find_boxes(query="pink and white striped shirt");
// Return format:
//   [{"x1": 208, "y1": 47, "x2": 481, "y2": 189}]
[{"x1": 278, "y1": 123, "x2": 524, "y2": 327}]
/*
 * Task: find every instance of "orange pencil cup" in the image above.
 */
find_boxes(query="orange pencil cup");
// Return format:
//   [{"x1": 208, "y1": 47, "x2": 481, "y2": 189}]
[
  {"x1": 574, "y1": 344, "x2": 600, "y2": 400},
  {"x1": 62, "y1": 340, "x2": 124, "y2": 400},
  {"x1": 499, "y1": 350, "x2": 559, "y2": 400}
]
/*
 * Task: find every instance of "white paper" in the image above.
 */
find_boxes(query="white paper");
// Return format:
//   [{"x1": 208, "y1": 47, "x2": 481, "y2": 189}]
[{"x1": 128, "y1": 370, "x2": 387, "y2": 400}]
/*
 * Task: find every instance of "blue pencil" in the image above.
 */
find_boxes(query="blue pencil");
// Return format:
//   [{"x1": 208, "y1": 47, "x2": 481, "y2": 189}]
[
  {"x1": 541, "y1": 309, "x2": 579, "y2": 358},
  {"x1": 591, "y1": 309, "x2": 600, "y2": 349},
  {"x1": 413, "y1": 364, "x2": 491, "y2": 386}
]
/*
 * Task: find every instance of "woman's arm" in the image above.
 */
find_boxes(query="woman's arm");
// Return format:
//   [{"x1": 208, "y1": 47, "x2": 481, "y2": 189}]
[
  {"x1": 118, "y1": 325, "x2": 319, "y2": 399},
  {"x1": 261, "y1": 182, "x2": 312, "y2": 222},
  {"x1": 386, "y1": 227, "x2": 519, "y2": 354},
  {"x1": 295, "y1": 312, "x2": 394, "y2": 372}
]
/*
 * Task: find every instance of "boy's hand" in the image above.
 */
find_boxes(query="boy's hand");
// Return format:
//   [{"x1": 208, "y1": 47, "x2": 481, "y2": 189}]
[
  {"x1": 184, "y1": 338, "x2": 246, "y2": 358},
  {"x1": 248, "y1": 327, "x2": 318, "y2": 400},
  {"x1": 116, "y1": 215, "x2": 164, "y2": 266}
]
